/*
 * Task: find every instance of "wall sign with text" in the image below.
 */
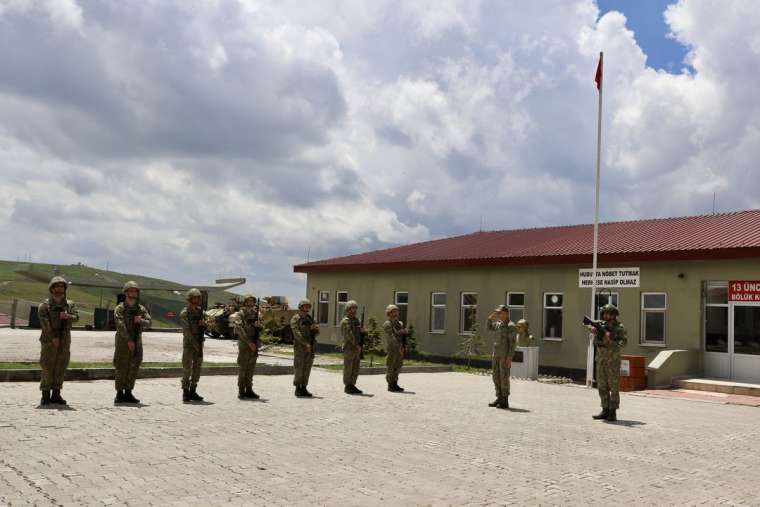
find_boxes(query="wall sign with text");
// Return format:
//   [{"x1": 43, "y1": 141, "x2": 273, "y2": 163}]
[
  {"x1": 729, "y1": 281, "x2": 760, "y2": 302},
  {"x1": 578, "y1": 267, "x2": 640, "y2": 288}
]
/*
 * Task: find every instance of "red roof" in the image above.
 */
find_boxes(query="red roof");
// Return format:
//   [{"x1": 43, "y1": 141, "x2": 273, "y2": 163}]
[{"x1": 294, "y1": 210, "x2": 760, "y2": 272}]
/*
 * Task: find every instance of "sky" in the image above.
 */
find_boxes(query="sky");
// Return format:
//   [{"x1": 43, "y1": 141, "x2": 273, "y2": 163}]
[{"x1": 0, "y1": 0, "x2": 759, "y2": 302}]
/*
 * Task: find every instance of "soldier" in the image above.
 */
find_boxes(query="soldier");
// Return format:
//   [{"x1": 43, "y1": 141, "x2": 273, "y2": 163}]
[
  {"x1": 37, "y1": 276, "x2": 79, "y2": 406},
  {"x1": 341, "y1": 300, "x2": 365, "y2": 394},
  {"x1": 383, "y1": 304, "x2": 407, "y2": 392},
  {"x1": 231, "y1": 294, "x2": 263, "y2": 399},
  {"x1": 290, "y1": 299, "x2": 319, "y2": 397},
  {"x1": 180, "y1": 288, "x2": 206, "y2": 402},
  {"x1": 487, "y1": 304, "x2": 517, "y2": 409},
  {"x1": 515, "y1": 319, "x2": 535, "y2": 347},
  {"x1": 587, "y1": 303, "x2": 628, "y2": 422},
  {"x1": 113, "y1": 281, "x2": 152, "y2": 404}
]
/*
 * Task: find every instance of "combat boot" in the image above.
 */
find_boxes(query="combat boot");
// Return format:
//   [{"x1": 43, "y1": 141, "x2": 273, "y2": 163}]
[
  {"x1": 183, "y1": 388, "x2": 191, "y2": 402},
  {"x1": 488, "y1": 398, "x2": 500, "y2": 407},
  {"x1": 345, "y1": 385, "x2": 361, "y2": 395},
  {"x1": 295, "y1": 385, "x2": 303, "y2": 397},
  {"x1": 592, "y1": 409, "x2": 609, "y2": 420},
  {"x1": 394, "y1": 383, "x2": 405, "y2": 392},
  {"x1": 124, "y1": 390, "x2": 140, "y2": 404},
  {"x1": 498, "y1": 397, "x2": 509, "y2": 409},
  {"x1": 51, "y1": 389, "x2": 67, "y2": 405},
  {"x1": 606, "y1": 409, "x2": 617, "y2": 422},
  {"x1": 301, "y1": 385, "x2": 313, "y2": 398},
  {"x1": 239, "y1": 388, "x2": 246, "y2": 400},
  {"x1": 190, "y1": 387, "x2": 204, "y2": 402},
  {"x1": 353, "y1": 385, "x2": 363, "y2": 395},
  {"x1": 41, "y1": 390, "x2": 51, "y2": 406},
  {"x1": 244, "y1": 387, "x2": 259, "y2": 400},
  {"x1": 114, "y1": 389, "x2": 125, "y2": 404}
]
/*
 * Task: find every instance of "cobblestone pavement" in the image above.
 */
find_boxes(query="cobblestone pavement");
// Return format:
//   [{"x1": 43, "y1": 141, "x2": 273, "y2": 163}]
[
  {"x1": 0, "y1": 328, "x2": 341, "y2": 366},
  {"x1": 1, "y1": 371, "x2": 759, "y2": 506}
]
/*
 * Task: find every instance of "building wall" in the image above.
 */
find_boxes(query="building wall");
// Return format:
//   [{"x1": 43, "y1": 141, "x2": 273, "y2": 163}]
[{"x1": 302, "y1": 257, "x2": 760, "y2": 373}]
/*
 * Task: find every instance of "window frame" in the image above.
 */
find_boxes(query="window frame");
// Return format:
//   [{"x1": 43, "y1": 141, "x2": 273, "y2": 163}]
[
  {"x1": 506, "y1": 291, "x2": 526, "y2": 323},
  {"x1": 335, "y1": 291, "x2": 348, "y2": 326},
  {"x1": 460, "y1": 292, "x2": 478, "y2": 336},
  {"x1": 703, "y1": 282, "x2": 728, "y2": 353},
  {"x1": 394, "y1": 291, "x2": 409, "y2": 326},
  {"x1": 542, "y1": 292, "x2": 564, "y2": 341},
  {"x1": 430, "y1": 292, "x2": 447, "y2": 333},
  {"x1": 640, "y1": 292, "x2": 667, "y2": 347},
  {"x1": 317, "y1": 290, "x2": 329, "y2": 325},
  {"x1": 594, "y1": 292, "x2": 619, "y2": 320}
]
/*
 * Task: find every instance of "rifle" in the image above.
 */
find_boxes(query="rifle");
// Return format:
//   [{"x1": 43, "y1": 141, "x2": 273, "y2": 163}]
[
  {"x1": 582, "y1": 316, "x2": 619, "y2": 347},
  {"x1": 124, "y1": 295, "x2": 142, "y2": 343},
  {"x1": 356, "y1": 306, "x2": 368, "y2": 358},
  {"x1": 307, "y1": 306, "x2": 319, "y2": 354}
]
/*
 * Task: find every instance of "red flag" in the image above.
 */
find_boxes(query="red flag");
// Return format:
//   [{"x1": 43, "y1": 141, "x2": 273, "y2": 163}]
[{"x1": 595, "y1": 52, "x2": 603, "y2": 90}]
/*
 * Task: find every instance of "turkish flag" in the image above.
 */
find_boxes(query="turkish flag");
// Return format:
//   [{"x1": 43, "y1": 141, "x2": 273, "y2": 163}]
[{"x1": 595, "y1": 53, "x2": 603, "y2": 90}]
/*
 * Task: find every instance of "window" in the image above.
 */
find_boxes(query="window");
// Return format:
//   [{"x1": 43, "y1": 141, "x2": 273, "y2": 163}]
[
  {"x1": 507, "y1": 292, "x2": 525, "y2": 322},
  {"x1": 704, "y1": 282, "x2": 728, "y2": 353},
  {"x1": 460, "y1": 292, "x2": 478, "y2": 334},
  {"x1": 641, "y1": 293, "x2": 666, "y2": 345},
  {"x1": 595, "y1": 293, "x2": 619, "y2": 319},
  {"x1": 335, "y1": 291, "x2": 348, "y2": 325},
  {"x1": 317, "y1": 291, "x2": 329, "y2": 325},
  {"x1": 394, "y1": 291, "x2": 409, "y2": 325},
  {"x1": 543, "y1": 293, "x2": 563, "y2": 340},
  {"x1": 430, "y1": 292, "x2": 446, "y2": 332}
]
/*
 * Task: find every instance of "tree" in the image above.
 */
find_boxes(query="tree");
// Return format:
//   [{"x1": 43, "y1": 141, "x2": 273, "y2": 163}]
[
  {"x1": 364, "y1": 317, "x2": 382, "y2": 367},
  {"x1": 405, "y1": 324, "x2": 418, "y2": 356},
  {"x1": 456, "y1": 322, "x2": 484, "y2": 369}
]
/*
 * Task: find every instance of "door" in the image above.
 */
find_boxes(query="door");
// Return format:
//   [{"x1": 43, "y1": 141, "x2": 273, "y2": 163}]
[{"x1": 731, "y1": 303, "x2": 760, "y2": 383}]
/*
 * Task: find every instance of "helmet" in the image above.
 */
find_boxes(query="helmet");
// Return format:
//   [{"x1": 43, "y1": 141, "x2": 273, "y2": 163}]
[
  {"x1": 601, "y1": 303, "x2": 619, "y2": 316},
  {"x1": 186, "y1": 288, "x2": 201, "y2": 301},
  {"x1": 123, "y1": 281, "x2": 140, "y2": 294},
  {"x1": 385, "y1": 304, "x2": 399, "y2": 315},
  {"x1": 346, "y1": 300, "x2": 358, "y2": 310},
  {"x1": 298, "y1": 299, "x2": 311, "y2": 309},
  {"x1": 48, "y1": 276, "x2": 68, "y2": 293},
  {"x1": 242, "y1": 294, "x2": 257, "y2": 304},
  {"x1": 493, "y1": 304, "x2": 509, "y2": 313}
]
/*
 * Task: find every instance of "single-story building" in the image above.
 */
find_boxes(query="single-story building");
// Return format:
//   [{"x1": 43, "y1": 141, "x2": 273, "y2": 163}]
[{"x1": 294, "y1": 210, "x2": 760, "y2": 385}]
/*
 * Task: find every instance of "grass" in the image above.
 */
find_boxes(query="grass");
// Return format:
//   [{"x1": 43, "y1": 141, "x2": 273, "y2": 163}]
[{"x1": 0, "y1": 361, "x2": 238, "y2": 370}]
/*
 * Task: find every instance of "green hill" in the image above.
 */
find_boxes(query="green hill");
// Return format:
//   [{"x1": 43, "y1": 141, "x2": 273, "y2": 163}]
[{"x1": 0, "y1": 260, "x2": 239, "y2": 328}]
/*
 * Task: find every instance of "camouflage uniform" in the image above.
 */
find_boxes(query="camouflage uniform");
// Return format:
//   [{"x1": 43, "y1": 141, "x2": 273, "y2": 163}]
[
  {"x1": 38, "y1": 276, "x2": 79, "y2": 404},
  {"x1": 291, "y1": 302, "x2": 318, "y2": 396},
  {"x1": 592, "y1": 305, "x2": 628, "y2": 419},
  {"x1": 113, "y1": 282, "x2": 152, "y2": 401},
  {"x1": 383, "y1": 316, "x2": 405, "y2": 390},
  {"x1": 341, "y1": 301, "x2": 362, "y2": 392},
  {"x1": 179, "y1": 301, "x2": 205, "y2": 395},
  {"x1": 489, "y1": 314, "x2": 517, "y2": 407},
  {"x1": 231, "y1": 299, "x2": 261, "y2": 398}
]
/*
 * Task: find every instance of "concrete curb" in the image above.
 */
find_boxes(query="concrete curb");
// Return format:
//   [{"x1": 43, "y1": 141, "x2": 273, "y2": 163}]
[
  {"x1": 320, "y1": 365, "x2": 454, "y2": 375},
  {"x1": 0, "y1": 364, "x2": 293, "y2": 382}
]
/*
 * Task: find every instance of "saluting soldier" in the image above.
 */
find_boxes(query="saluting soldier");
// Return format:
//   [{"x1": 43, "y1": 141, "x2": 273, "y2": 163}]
[
  {"x1": 113, "y1": 281, "x2": 152, "y2": 404},
  {"x1": 383, "y1": 304, "x2": 407, "y2": 392},
  {"x1": 587, "y1": 303, "x2": 628, "y2": 422},
  {"x1": 341, "y1": 300, "x2": 365, "y2": 394},
  {"x1": 180, "y1": 288, "x2": 206, "y2": 402},
  {"x1": 38, "y1": 276, "x2": 79, "y2": 406},
  {"x1": 231, "y1": 294, "x2": 263, "y2": 399},
  {"x1": 487, "y1": 304, "x2": 517, "y2": 409},
  {"x1": 290, "y1": 299, "x2": 319, "y2": 398}
]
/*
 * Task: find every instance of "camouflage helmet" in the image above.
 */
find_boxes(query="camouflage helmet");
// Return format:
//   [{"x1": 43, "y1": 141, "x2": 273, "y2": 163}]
[
  {"x1": 297, "y1": 299, "x2": 312, "y2": 309},
  {"x1": 122, "y1": 281, "x2": 140, "y2": 294},
  {"x1": 242, "y1": 294, "x2": 257, "y2": 304},
  {"x1": 186, "y1": 288, "x2": 202, "y2": 301},
  {"x1": 600, "y1": 303, "x2": 619, "y2": 316},
  {"x1": 493, "y1": 304, "x2": 509, "y2": 313},
  {"x1": 48, "y1": 276, "x2": 68, "y2": 293},
  {"x1": 385, "y1": 304, "x2": 399, "y2": 315},
  {"x1": 346, "y1": 300, "x2": 359, "y2": 310}
]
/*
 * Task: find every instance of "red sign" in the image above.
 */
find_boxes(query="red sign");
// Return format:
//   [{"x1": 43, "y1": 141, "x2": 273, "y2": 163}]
[
  {"x1": 729, "y1": 281, "x2": 760, "y2": 302},
  {"x1": 166, "y1": 311, "x2": 177, "y2": 318}
]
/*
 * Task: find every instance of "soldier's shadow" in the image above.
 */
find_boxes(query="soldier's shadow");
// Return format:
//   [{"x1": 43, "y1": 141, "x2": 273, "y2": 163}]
[
  {"x1": 36, "y1": 404, "x2": 76, "y2": 411},
  {"x1": 353, "y1": 393, "x2": 375, "y2": 398},
  {"x1": 240, "y1": 398, "x2": 269, "y2": 403},
  {"x1": 114, "y1": 402, "x2": 149, "y2": 408},
  {"x1": 297, "y1": 396, "x2": 324, "y2": 400},
  {"x1": 506, "y1": 407, "x2": 530, "y2": 413},
  {"x1": 604, "y1": 419, "x2": 646, "y2": 427},
  {"x1": 394, "y1": 391, "x2": 416, "y2": 395},
  {"x1": 185, "y1": 401, "x2": 215, "y2": 406}
]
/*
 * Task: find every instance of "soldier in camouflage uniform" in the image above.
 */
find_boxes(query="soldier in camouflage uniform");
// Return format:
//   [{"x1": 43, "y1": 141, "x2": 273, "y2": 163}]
[
  {"x1": 113, "y1": 281, "x2": 152, "y2": 404},
  {"x1": 290, "y1": 299, "x2": 319, "y2": 397},
  {"x1": 180, "y1": 288, "x2": 206, "y2": 402},
  {"x1": 38, "y1": 276, "x2": 79, "y2": 406},
  {"x1": 587, "y1": 303, "x2": 628, "y2": 422},
  {"x1": 487, "y1": 304, "x2": 517, "y2": 409},
  {"x1": 383, "y1": 304, "x2": 407, "y2": 392},
  {"x1": 231, "y1": 294, "x2": 263, "y2": 399},
  {"x1": 341, "y1": 300, "x2": 365, "y2": 395}
]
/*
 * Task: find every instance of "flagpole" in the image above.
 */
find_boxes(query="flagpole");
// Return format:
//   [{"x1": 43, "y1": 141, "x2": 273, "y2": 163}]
[{"x1": 587, "y1": 51, "x2": 603, "y2": 388}]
